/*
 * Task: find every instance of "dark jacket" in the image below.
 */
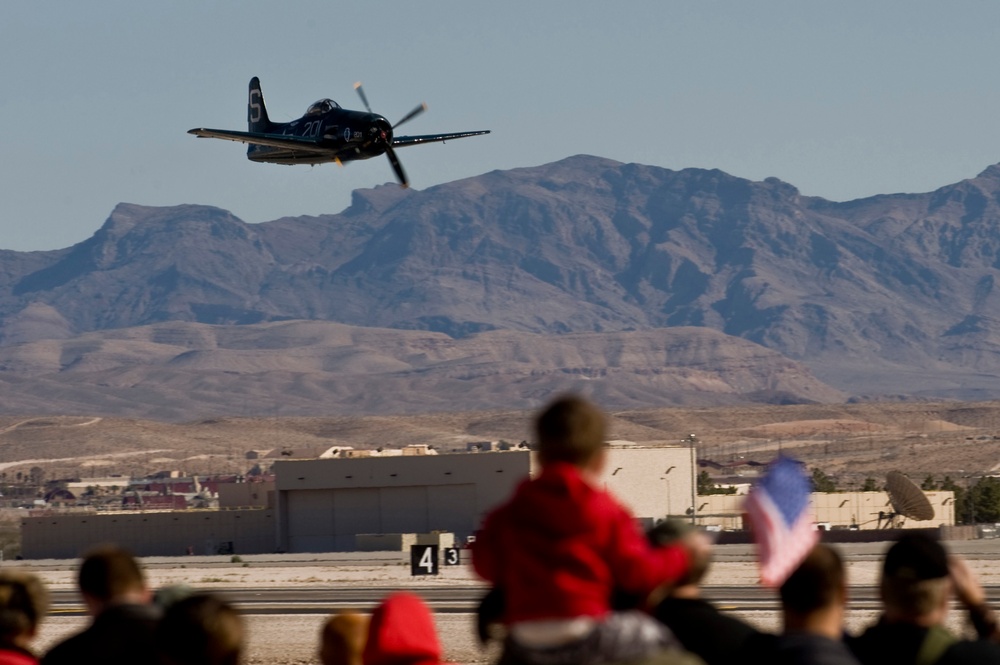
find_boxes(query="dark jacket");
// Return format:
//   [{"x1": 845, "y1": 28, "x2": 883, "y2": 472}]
[
  {"x1": 771, "y1": 633, "x2": 860, "y2": 665},
  {"x1": 41, "y1": 603, "x2": 160, "y2": 665},
  {"x1": 849, "y1": 620, "x2": 1000, "y2": 665},
  {"x1": 652, "y1": 596, "x2": 765, "y2": 665}
]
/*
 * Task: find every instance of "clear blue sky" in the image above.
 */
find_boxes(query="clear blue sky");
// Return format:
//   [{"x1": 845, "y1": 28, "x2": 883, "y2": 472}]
[{"x1": 3, "y1": 1, "x2": 999, "y2": 251}]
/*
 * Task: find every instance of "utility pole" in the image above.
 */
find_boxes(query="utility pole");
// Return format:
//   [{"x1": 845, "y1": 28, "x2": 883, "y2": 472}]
[{"x1": 686, "y1": 433, "x2": 698, "y2": 526}]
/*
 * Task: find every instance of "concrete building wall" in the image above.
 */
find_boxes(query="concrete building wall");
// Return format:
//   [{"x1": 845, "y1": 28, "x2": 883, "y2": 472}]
[
  {"x1": 695, "y1": 491, "x2": 955, "y2": 531},
  {"x1": 21, "y1": 509, "x2": 274, "y2": 559},
  {"x1": 597, "y1": 446, "x2": 695, "y2": 522},
  {"x1": 274, "y1": 453, "x2": 532, "y2": 552},
  {"x1": 275, "y1": 445, "x2": 696, "y2": 553},
  {"x1": 218, "y1": 482, "x2": 274, "y2": 509}
]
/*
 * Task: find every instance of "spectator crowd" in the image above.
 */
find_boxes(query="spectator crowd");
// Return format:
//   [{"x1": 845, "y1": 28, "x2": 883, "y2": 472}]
[{"x1": 1, "y1": 395, "x2": 999, "y2": 665}]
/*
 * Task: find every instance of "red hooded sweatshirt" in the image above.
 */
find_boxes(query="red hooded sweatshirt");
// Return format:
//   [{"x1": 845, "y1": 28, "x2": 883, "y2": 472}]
[
  {"x1": 363, "y1": 592, "x2": 452, "y2": 665},
  {"x1": 472, "y1": 462, "x2": 689, "y2": 624}
]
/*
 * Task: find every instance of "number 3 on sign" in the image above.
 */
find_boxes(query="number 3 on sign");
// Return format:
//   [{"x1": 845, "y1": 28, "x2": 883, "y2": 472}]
[
  {"x1": 443, "y1": 547, "x2": 460, "y2": 565},
  {"x1": 410, "y1": 544, "x2": 439, "y2": 576}
]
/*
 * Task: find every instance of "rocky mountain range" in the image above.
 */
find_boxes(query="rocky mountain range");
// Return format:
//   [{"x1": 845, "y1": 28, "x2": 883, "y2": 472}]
[{"x1": 3, "y1": 154, "x2": 1000, "y2": 417}]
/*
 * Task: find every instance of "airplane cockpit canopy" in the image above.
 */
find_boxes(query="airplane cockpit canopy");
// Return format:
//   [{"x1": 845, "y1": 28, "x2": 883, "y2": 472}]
[{"x1": 306, "y1": 99, "x2": 340, "y2": 115}]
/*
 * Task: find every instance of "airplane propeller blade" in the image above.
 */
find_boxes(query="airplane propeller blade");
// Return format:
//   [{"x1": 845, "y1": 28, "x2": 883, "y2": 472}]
[
  {"x1": 385, "y1": 146, "x2": 409, "y2": 188},
  {"x1": 393, "y1": 103, "x2": 427, "y2": 129},
  {"x1": 353, "y1": 82, "x2": 373, "y2": 114}
]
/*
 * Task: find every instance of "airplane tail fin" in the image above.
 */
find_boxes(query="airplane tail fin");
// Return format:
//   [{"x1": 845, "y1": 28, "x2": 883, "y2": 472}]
[
  {"x1": 247, "y1": 77, "x2": 271, "y2": 133},
  {"x1": 247, "y1": 77, "x2": 271, "y2": 158}
]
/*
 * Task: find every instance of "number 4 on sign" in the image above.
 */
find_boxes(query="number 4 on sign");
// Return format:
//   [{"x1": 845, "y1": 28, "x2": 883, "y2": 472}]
[{"x1": 410, "y1": 544, "x2": 439, "y2": 576}]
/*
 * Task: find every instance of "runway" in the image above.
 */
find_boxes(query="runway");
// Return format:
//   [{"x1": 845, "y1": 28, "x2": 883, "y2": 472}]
[
  {"x1": 38, "y1": 539, "x2": 1000, "y2": 617},
  {"x1": 46, "y1": 584, "x2": 1000, "y2": 616}
]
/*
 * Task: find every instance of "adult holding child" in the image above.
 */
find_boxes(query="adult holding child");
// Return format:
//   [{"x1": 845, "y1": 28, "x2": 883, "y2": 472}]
[{"x1": 472, "y1": 394, "x2": 707, "y2": 665}]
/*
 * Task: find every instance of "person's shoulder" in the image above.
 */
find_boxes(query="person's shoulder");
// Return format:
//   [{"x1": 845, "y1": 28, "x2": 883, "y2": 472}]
[
  {"x1": 0, "y1": 648, "x2": 37, "y2": 665},
  {"x1": 940, "y1": 639, "x2": 1000, "y2": 665},
  {"x1": 655, "y1": 597, "x2": 756, "y2": 637},
  {"x1": 523, "y1": 463, "x2": 611, "y2": 515},
  {"x1": 94, "y1": 602, "x2": 160, "y2": 629},
  {"x1": 578, "y1": 472, "x2": 633, "y2": 517},
  {"x1": 848, "y1": 621, "x2": 923, "y2": 660},
  {"x1": 655, "y1": 597, "x2": 767, "y2": 665},
  {"x1": 773, "y1": 633, "x2": 860, "y2": 665},
  {"x1": 40, "y1": 629, "x2": 88, "y2": 665},
  {"x1": 613, "y1": 648, "x2": 707, "y2": 665}
]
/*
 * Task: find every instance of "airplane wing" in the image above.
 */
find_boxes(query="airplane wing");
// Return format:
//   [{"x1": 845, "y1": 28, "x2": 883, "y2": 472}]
[
  {"x1": 187, "y1": 128, "x2": 333, "y2": 155},
  {"x1": 392, "y1": 130, "x2": 490, "y2": 148}
]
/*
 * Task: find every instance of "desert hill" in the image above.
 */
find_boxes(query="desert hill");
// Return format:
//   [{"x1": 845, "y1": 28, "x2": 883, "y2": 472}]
[
  {"x1": 3, "y1": 156, "x2": 1000, "y2": 410},
  {"x1": 0, "y1": 320, "x2": 840, "y2": 420},
  {"x1": 4, "y1": 400, "x2": 1000, "y2": 488}
]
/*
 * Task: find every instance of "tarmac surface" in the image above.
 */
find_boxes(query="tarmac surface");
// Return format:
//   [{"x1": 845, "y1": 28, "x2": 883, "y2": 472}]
[{"x1": 19, "y1": 538, "x2": 1000, "y2": 664}]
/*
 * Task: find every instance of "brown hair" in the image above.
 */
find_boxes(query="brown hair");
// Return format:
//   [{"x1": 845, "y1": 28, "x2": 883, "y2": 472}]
[
  {"x1": 0, "y1": 570, "x2": 47, "y2": 643},
  {"x1": 78, "y1": 544, "x2": 145, "y2": 601},
  {"x1": 157, "y1": 593, "x2": 244, "y2": 665},
  {"x1": 779, "y1": 544, "x2": 845, "y2": 615},
  {"x1": 534, "y1": 395, "x2": 607, "y2": 466},
  {"x1": 319, "y1": 612, "x2": 369, "y2": 665}
]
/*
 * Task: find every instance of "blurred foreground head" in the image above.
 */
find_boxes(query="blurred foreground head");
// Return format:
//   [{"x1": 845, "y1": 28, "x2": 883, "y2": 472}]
[
  {"x1": 0, "y1": 570, "x2": 47, "y2": 648},
  {"x1": 156, "y1": 593, "x2": 244, "y2": 665},
  {"x1": 78, "y1": 544, "x2": 148, "y2": 612},
  {"x1": 364, "y1": 592, "x2": 449, "y2": 665},
  {"x1": 320, "y1": 611, "x2": 370, "y2": 665},
  {"x1": 779, "y1": 543, "x2": 846, "y2": 616},
  {"x1": 880, "y1": 532, "x2": 950, "y2": 621},
  {"x1": 534, "y1": 395, "x2": 607, "y2": 467},
  {"x1": 647, "y1": 519, "x2": 712, "y2": 587}
]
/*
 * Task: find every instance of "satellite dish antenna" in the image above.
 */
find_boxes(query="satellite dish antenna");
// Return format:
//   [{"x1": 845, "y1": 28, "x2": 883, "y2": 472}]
[{"x1": 879, "y1": 471, "x2": 935, "y2": 528}]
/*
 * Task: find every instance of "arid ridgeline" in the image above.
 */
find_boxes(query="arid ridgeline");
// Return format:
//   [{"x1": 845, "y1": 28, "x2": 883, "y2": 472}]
[{"x1": 1, "y1": 400, "x2": 998, "y2": 486}]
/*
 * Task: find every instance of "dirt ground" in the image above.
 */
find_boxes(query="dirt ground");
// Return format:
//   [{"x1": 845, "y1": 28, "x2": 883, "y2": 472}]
[
  {"x1": 6, "y1": 399, "x2": 1000, "y2": 486},
  {"x1": 19, "y1": 543, "x2": 999, "y2": 664}
]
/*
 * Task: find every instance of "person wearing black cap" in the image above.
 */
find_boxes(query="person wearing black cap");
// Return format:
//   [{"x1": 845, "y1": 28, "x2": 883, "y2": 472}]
[{"x1": 849, "y1": 532, "x2": 1000, "y2": 665}]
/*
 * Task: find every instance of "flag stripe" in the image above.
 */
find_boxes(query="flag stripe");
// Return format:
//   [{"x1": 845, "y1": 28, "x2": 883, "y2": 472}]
[{"x1": 742, "y1": 456, "x2": 819, "y2": 587}]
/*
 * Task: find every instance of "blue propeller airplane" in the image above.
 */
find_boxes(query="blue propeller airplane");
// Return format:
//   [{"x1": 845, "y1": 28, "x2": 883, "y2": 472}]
[{"x1": 188, "y1": 77, "x2": 490, "y2": 188}]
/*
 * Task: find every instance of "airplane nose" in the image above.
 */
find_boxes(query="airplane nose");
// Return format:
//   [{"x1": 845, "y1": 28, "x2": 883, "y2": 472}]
[{"x1": 373, "y1": 118, "x2": 393, "y2": 144}]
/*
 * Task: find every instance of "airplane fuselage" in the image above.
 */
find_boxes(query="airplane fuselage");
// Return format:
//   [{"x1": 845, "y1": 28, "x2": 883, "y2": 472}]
[{"x1": 248, "y1": 107, "x2": 393, "y2": 166}]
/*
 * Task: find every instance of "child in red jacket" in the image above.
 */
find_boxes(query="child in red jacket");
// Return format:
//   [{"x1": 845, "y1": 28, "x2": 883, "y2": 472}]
[{"x1": 472, "y1": 395, "x2": 697, "y2": 665}]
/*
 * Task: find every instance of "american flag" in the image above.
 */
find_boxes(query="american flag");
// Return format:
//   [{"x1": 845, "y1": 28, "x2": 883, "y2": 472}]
[{"x1": 742, "y1": 455, "x2": 819, "y2": 587}]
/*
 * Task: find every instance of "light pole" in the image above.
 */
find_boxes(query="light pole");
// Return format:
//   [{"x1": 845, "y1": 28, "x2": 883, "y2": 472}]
[
  {"x1": 662, "y1": 465, "x2": 676, "y2": 519},
  {"x1": 684, "y1": 433, "x2": 698, "y2": 525}
]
